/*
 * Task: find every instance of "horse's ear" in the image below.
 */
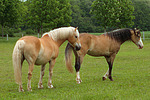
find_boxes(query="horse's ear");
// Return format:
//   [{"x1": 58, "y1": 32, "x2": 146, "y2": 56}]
[{"x1": 75, "y1": 27, "x2": 78, "y2": 31}]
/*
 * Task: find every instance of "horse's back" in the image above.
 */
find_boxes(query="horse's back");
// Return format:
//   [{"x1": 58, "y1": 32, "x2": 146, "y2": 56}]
[{"x1": 79, "y1": 33, "x2": 120, "y2": 56}]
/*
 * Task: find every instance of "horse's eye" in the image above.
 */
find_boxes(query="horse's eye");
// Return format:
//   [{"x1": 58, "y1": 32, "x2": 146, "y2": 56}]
[{"x1": 75, "y1": 36, "x2": 78, "y2": 38}]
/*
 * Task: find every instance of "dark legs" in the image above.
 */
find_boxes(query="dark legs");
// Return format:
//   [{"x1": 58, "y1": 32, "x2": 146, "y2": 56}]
[
  {"x1": 103, "y1": 54, "x2": 116, "y2": 81},
  {"x1": 74, "y1": 54, "x2": 84, "y2": 84},
  {"x1": 75, "y1": 56, "x2": 81, "y2": 84}
]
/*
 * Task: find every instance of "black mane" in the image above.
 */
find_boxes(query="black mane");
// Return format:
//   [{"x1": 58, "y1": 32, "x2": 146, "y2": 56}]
[{"x1": 107, "y1": 28, "x2": 131, "y2": 43}]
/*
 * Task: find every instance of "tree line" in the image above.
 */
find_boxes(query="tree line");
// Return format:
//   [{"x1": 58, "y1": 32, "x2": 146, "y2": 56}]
[{"x1": 0, "y1": 0, "x2": 150, "y2": 37}]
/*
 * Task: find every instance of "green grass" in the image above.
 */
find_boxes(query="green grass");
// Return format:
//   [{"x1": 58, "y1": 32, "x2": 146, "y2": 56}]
[{"x1": 0, "y1": 37, "x2": 150, "y2": 100}]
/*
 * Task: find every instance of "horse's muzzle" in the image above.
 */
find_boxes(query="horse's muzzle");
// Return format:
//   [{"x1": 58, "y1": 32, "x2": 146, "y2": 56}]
[
  {"x1": 137, "y1": 38, "x2": 144, "y2": 49},
  {"x1": 75, "y1": 43, "x2": 81, "y2": 51},
  {"x1": 75, "y1": 45, "x2": 81, "y2": 51}
]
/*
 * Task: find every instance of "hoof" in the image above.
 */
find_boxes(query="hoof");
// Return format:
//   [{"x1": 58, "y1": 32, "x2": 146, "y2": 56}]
[
  {"x1": 19, "y1": 88, "x2": 24, "y2": 92},
  {"x1": 76, "y1": 78, "x2": 82, "y2": 84},
  {"x1": 27, "y1": 88, "x2": 32, "y2": 92},
  {"x1": 48, "y1": 85, "x2": 54, "y2": 89},
  {"x1": 38, "y1": 83, "x2": 44, "y2": 89},
  {"x1": 102, "y1": 77, "x2": 106, "y2": 81},
  {"x1": 108, "y1": 76, "x2": 114, "y2": 81}
]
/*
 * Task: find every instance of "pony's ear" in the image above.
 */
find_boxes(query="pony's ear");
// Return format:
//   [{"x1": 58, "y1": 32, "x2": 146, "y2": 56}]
[{"x1": 75, "y1": 27, "x2": 78, "y2": 31}]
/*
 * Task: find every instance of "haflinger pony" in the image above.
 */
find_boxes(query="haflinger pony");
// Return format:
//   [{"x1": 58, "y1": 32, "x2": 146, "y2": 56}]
[
  {"x1": 12, "y1": 27, "x2": 81, "y2": 92},
  {"x1": 65, "y1": 28, "x2": 143, "y2": 84}
]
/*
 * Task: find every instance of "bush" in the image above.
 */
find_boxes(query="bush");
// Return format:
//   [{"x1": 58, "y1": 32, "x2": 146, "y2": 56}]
[
  {"x1": 0, "y1": 26, "x2": 14, "y2": 37},
  {"x1": 26, "y1": 29, "x2": 35, "y2": 34},
  {"x1": 14, "y1": 28, "x2": 21, "y2": 33}
]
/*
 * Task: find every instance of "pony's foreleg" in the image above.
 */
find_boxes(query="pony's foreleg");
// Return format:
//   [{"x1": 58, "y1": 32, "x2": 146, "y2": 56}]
[
  {"x1": 103, "y1": 54, "x2": 116, "y2": 81},
  {"x1": 27, "y1": 64, "x2": 34, "y2": 91},
  {"x1": 48, "y1": 59, "x2": 56, "y2": 88},
  {"x1": 38, "y1": 64, "x2": 46, "y2": 89}
]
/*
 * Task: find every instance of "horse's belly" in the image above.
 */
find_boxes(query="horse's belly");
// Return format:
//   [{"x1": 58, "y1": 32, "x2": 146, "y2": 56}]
[
  {"x1": 87, "y1": 50, "x2": 110, "y2": 57},
  {"x1": 35, "y1": 57, "x2": 50, "y2": 65},
  {"x1": 35, "y1": 51, "x2": 53, "y2": 65}
]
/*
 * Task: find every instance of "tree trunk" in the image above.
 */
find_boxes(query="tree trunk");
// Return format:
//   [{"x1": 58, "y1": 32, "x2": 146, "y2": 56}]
[
  {"x1": 41, "y1": 25, "x2": 43, "y2": 37},
  {"x1": 104, "y1": 26, "x2": 107, "y2": 34},
  {"x1": 2, "y1": 25, "x2": 4, "y2": 38}
]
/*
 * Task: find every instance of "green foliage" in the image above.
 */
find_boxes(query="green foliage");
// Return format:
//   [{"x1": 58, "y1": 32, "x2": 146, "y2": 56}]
[
  {"x1": 28, "y1": 0, "x2": 71, "y2": 34},
  {"x1": 132, "y1": 0, "x2": 150, "y2": 31},
  {"x1": 91, "y1": 0, "x2": 135, "y2": 31},
  {"x1": 0, "y1": 0, "x2": 20, "y2": 37},
  {"x1": 0, "y1": 26, "x2": 16, "y2": 37},
  {"x1": 70, "y1": 0, "x2": 97, "y2": 32},
  {"x1": 25, "y1": 29, "x2": 35, "y2": 34},
  {"x1": 0, "y1": 0, "x2": 150, "y2": 36}
]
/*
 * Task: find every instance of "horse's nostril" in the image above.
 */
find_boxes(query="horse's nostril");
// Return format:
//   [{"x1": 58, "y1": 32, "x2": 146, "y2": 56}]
[{"x1": 75, "y1": 46, "x2": 81, "y2": 51}]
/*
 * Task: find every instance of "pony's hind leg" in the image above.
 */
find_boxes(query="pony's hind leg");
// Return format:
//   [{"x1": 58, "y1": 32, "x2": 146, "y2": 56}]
[
  {"x1": 75, "y1": 57, "x2": 82, "y2": 84},
  {"x1": 27, "y1": 64, "x2": 34, "y2": 91},
  {"x1": 102, "y1": 69, "x2": 109, "y2": 80},
  {"x1": 103, "y1": 55, "x2": 116, "y2": 81},
  {"x1": 48, "y1": 59, "x2": 56, "y2": 88},
  {"x1": 75, "y1": 54, "x2": 84, "y2": 84},
  {"x1": 38, "y1": 64, "x2": 46, "y2": 89}
]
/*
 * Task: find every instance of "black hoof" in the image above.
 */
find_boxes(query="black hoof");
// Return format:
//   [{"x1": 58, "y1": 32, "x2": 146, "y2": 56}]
[
  {"x1": 108, "y1": 76, "x2": 114, "y2": 81},
  {"x1": 102, "y1": 77, "x2": 106, "y2": 81}
]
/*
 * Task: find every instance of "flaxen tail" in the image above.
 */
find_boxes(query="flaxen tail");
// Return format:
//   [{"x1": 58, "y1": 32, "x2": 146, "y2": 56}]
[
  {"x1": 12, "y1": 40, "x2": 25, "y2": 85},
  {"x1": 65, "y1": 43, "x2": 74, "y2": 73}
]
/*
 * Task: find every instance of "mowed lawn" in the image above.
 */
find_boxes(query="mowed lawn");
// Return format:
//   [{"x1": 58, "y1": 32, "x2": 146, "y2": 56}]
[{"x1": 0, "y1": 37, "x2": 150, "y2": 100}]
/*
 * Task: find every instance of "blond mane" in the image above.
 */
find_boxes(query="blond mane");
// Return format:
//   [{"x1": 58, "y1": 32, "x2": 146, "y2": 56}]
[{"x1": 42, "y1": 27, "x2": 79, "y2": 41}]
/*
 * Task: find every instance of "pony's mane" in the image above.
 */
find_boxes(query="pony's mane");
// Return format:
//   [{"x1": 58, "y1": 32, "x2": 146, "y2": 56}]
[
  {"x1": 42, "y1": 27, "x2": 78, "y2": 41},
  {"x1": 106, "y1": 28, "x2": 131, "y2": 43}
]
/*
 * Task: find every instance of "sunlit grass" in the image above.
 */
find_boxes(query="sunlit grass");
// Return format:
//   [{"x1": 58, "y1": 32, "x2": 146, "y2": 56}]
[{"x1": 0, "y1": 37, "x2": 150, "y2": 100}]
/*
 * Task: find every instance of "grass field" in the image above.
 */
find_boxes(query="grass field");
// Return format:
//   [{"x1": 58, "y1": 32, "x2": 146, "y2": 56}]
[{"x1": 0, "y1": 36, "x2": 150, "y2": 100}]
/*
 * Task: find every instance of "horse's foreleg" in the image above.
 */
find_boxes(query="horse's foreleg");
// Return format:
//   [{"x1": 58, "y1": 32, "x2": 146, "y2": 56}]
[
  {"x1": 48, "y1": 59, "x2": 56, "y2": 88},
  {"x1": 107, "y1": 61, "x2": 114, "y2": 81},
  {"x1": 38, "y1": 64, "x2": 46, "y2": 89},
  {"x1": 103, "y1": 54, "x2": 116, "y2": 81},
  {"x1": 19, "y1": 84, "x2": 24, "y2": 92},
  {"x1": 27, "y1": 64, "x2": 34, "y2": 91}
]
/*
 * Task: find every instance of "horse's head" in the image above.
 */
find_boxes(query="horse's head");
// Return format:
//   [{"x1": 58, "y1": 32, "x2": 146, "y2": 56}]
[
  {"x1": 68, "y1": 27, "x2": 81, "y2": 51},
  {"x1": 131, "y1": 28, "x2": 143, "y2": 49}
]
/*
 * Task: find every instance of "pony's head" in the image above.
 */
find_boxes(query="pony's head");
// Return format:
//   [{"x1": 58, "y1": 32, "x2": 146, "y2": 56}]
[
  {"x1": 130, "y1": 28, "x2": 143, "y2": 49},
  {"x1": 68, "y1": 27, "x2": 81, "y2": 51}
]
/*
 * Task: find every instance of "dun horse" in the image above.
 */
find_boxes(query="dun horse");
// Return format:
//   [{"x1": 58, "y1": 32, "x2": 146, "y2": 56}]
[
  {"x1": 12, "y1": 27, "x2": 81, "y2": 92},
  {"x1": 65, "y1": 28, "x2": 143, "y2": 84}
]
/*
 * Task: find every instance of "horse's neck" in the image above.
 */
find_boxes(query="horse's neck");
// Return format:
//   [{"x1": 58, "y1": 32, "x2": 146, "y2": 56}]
[
  {"x1": 55, "y1": 39, "x2": 66, "y2": 47},
  {"x1": 42, "y1": 35, "x2": 66, "y2": 47},
  {"x1": 50, "y1": 31, "x2": 69, "y2": 47}
]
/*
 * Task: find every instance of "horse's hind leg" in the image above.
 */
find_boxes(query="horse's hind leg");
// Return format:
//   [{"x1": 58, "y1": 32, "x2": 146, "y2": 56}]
[
  {"x1": 19, "y1": 58, "x2": 25, "y2": 92},
  {"x1": 38, "y1": 64, "x2": 46, "y2": 89},
  {"x1": 27, "y1": 63, "x2": 34, "y2": 91},
  {"x1": 48, "y1": 59, "x2": 56, "y2": 88},
  {"x1": 75, "y1": 54, "x2": 84, "y2": 84},
  {"x1": 103, "y1": 54, "x2": 116, "y2": 81}
]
